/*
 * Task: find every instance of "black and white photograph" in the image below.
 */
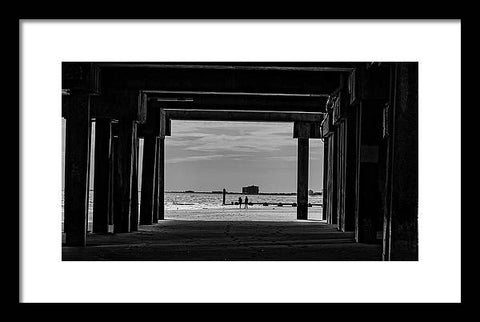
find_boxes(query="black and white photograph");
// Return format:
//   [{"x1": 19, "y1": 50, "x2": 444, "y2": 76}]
[
  {"x1": 19, "y1": 20, "x2": 461, "y2": 304},
  {"x1": 61, "y1": 62, "x2": 418, "y2": 261}
]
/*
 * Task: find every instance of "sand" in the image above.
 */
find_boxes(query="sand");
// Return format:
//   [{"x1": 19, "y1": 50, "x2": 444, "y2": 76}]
[
  {"x1": 164, "y1": 205, "x2": 324, "y2": 221},
  {"x1": 63, "y1": 207, "x2": 381, "y2": 261}
]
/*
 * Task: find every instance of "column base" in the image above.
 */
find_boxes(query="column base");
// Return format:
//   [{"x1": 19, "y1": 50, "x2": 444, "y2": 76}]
[{"x1": 297, "y1": 204, "x2": 308, "y2": 220}]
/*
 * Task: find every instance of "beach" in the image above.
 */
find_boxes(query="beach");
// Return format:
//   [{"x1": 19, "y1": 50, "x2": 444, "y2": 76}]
[
  {"x1": 62, "y1": 191, "x2": 323, "y2": 230},
  {"x1": 62, "y1": 212, "x2": 381, "y2": 261},
  {"x1": 61, "y1": 191, "x2": 383, "y2": 261},
  {"x1": 164, "y1": 205, "x2": 323, "y2": 221}
]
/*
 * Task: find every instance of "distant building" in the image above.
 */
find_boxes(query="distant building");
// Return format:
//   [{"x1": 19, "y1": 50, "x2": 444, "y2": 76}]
[{"x1": 242, "y1": 185, "x2": 259, "y2": 194}]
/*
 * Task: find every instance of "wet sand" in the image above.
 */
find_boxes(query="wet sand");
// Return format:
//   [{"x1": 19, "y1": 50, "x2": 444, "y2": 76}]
[{"x1": 164, "y1": 205, "x2": 324, "y2": 221}]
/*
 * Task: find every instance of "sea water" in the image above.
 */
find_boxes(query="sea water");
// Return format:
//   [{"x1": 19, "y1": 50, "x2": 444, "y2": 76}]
[{"x1": 61, "y1": 191, "x2": 323, "y2": 230}]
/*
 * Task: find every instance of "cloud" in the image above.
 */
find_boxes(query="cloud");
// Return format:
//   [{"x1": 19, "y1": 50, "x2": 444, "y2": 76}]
[
  {"x1": 166, "y1": 154, "x2": 227, "y2": 164},
  {"x1": 160, "y1": 121, "x2": 326, "y2": 191},
  {"x1": 267, "y1": 156, "x2": 298, "y2": 162},
  {"x1": 171, "y1": 123, "x2": 296, "y2": 154}
]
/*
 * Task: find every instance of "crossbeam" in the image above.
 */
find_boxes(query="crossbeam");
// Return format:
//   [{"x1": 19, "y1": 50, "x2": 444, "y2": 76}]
[
  {"x1": 145, "y1": 90, "x2": 328, "y2": 98},
  {"x1": 164, "y1": 109, "x2": 325, "y2": 123},
  {"x1": 99, "y1": 64, "x2": 342, "y2": 95},
  {"x1": 148, "y1": 92, "x2": 328, "y2": 113},
  {"x1": 97, "y1": 62, "x2": 356, "y2": 73}
]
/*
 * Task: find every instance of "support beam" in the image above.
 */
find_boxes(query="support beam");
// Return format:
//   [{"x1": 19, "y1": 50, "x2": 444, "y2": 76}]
[
  {"x1": 97, "y1": 62, "x2": 357, "y2": 72},
  {"x1": 327, "y1": 131, "x2": 338, "y2": 225},
  {"x1": 158, "y1": 137, "x2": 165, "y2": 220},
  {"x1": 293, "y1": 121, "x2": 322, "y2": 139},
  {"x1": 357, "y1": 100, "x2": 383, "y2": 243},
  {"x1": 165, "y1": 109, "x2": 324, "y2": 123},
  {"x1": 354, "y1": 104, "x2": 362, "y2": 241},
  {"x1": 91, "y1": 92, "x2": 147, "y2": 124},
  {"x1": 130, "y1": 123, "x2": 139, "y2": 231},
  {"x1": 336, "y1": 120, "x2": 347, "y2": 231},
  {"x1": 385, "y1": 63, "x2": 418, "y2": 260},
  {"x1": 92, "y1": 119, "x2": 111, "y2": 233},
  {"x1": 152, "y1": 138, "x2": 159, "y2": 223},
  {"x1": 153, "y1": 136, "x2": 165, "y2": 221},
  {"x1": 64, "y1": 94, "x2": 91, "y2": 246},
  {"x1": 113, "y1": 120, "x2": 135, "y2": 233},
  {"x1": 148, "y1": 93, "x2": 328, "y2": 113},
  {"x1": 322, "y1": 138, "x2": 329, "y2": 221},
  {"x1": 297, "y1": 138, "x2": 309, "y2": 220},
  {"x1": 139, "y1": 134, "x2": 156, "y2": 225},
  {"x1": 108, "y1": 133, "x2": 117, "y2": 231},
  {"x1": 100, "y1": 64, "x2": 343, "y2": 96},
  {"x1": 345, "y1": 106, "x2": 359, "y2": 232},
  {"x1": 354, "y1": 64, "x2": 390, "y2": 243}
]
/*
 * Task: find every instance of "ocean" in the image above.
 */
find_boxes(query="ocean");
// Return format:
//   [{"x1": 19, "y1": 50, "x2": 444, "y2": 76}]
[
  {"x1": 165, "y1": 192, "x2": 322, "y2": 210},
  {"x1": 61, "y1": 191, "x2": 323, "y2": 229}
]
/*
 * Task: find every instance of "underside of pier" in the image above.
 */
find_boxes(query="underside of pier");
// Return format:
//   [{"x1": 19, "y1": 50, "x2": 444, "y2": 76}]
[
  {"x1": 63, "y1": 220, "x2": 381, "y2": 261},
  {"x1": 62, "y1": 62, "x2": 418, "y2": 261}
]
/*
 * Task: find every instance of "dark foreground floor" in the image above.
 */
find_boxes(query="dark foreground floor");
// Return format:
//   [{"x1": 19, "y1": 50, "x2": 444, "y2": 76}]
[{"x1": 62, "y1": 220, "x2": 382, "y2": 260}]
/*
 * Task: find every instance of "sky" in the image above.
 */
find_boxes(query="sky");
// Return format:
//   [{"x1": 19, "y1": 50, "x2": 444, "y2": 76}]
[
  {"x1": 63, "y1": 120, "x2": 324, "y2": 193},
  {"x1": 158, "y1": 120, "x2": 323, "y2": 193}
]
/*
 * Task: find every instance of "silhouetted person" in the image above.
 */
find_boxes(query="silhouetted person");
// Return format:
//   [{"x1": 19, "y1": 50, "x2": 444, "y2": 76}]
[
  {"x1": 238, "y1": 197, "x2": 242, "y2": 209},
  {"x1": 244, "y1": 196, "x2": 249, "y2": 209}
]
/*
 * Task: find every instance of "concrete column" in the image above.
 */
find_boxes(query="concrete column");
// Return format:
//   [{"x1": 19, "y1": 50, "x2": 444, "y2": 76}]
[
  {"x1": 297, "y1": 137, "x2": 309, "y2": 220},
  {"x1": 322, "y1": 139, "x2": 328, "y2": 220},
  {"x1": 336, "y1": 125, "x2": 342, "y2": 228},
  {"x1": 152, "y1": 138, "x2": 159, "y2": 223},
  {"x1": 107, "y1": 134, "x2": 118, "y2": 230},
  {"x1": 385, "y1": 63, "x2": 418, "y2": 260},
  {"x1": 154, "y1": 136, "x2": 165, "y2": 221},
  {"x1": 354, "y1": 104, "x2": 362, "y2": 241},
  {"x1": 355, "y1": 64, "x2": 391, "y2": 244},
  {"x1": 64, "y1": 94, "x2": 91, "y2": 246},
  {"x1": 330, "y1": 132, "x2": 338, "y2": 225},
  {"x1": 337, "y1": 121, "x2": 347, "y2": 231},
  {"x1": 92, "y1": 119, "x2": 111, "y2": 233},
  {"x1": 130, "y1": 123, "x2": 139, "y2": 231},
  {"x1": 326, "y1": 134, "x2": 335, "y2": 224},
  {"x1": 357, "y1": 100, "x2": 383, "y2": 243},
  {"x1": 345, "y1": 106, "x2": 359, "y2": 232},
  {"x1": 139, "y1": 134, "x2": 156, "y2": 225},
  {"x1": 113, "y1": 120, "x2": 135, "y2": 233}
]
